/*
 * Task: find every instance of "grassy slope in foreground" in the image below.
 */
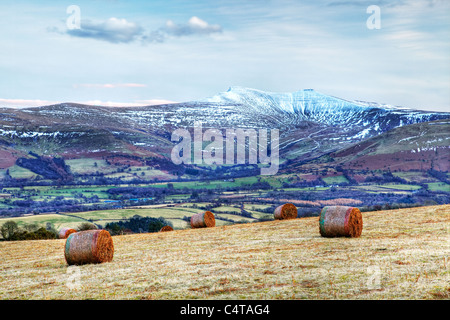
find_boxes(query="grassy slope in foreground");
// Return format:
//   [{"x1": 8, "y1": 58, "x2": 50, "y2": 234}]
[{"x1": 0, "y1": 205, "x2": 449, "y2": 300}]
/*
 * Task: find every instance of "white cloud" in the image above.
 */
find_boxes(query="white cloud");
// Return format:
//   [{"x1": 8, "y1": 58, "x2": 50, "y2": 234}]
[
  {"x1": 60, "y1": 16, "x2": 222, "y2": 44},
  {"x1": 143, "y1": 16, "x2": 223, "y2": 43},
  {"x1": 67, "y1": 17, "x2": 143, "y2": 43},
  {"x1": 165, "y1": 16, "x2": 222, "y2": 36},
  {"x1": 0, "y1": 98, "x2": 58, "y2": 108}
]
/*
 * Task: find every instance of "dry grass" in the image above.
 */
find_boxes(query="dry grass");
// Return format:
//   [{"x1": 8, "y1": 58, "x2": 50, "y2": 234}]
[{"x1": 0, "y1": 205, "x2": 448, "y2": 300}]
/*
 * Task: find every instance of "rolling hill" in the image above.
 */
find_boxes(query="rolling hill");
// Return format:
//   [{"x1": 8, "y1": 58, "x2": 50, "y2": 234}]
[
  {"x1": 0, "y1": 204, "x2": 448, "y2": 300},
  {"x1": 284, "y1": 118, "x2": 450, "y2": 174},
  {"x1": 0, "y1": 87, "x2": 449, "y2": 179}
]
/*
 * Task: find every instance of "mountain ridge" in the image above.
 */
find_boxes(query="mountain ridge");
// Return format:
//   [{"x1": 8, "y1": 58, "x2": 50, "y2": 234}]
[
  {"x1": 1, "y1": 86, "x2": 447, "y2": 114},
  {"x1": 0, "y1": 87, "x2": 449, "y2": 178}
]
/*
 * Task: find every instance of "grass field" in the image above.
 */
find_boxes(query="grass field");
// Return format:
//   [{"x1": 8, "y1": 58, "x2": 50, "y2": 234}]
[
  {"x1": 392, "y1": 172, "x2": 430, "y2": 182},
  {"x1": 212, "y1": 206, "x2": 241, "y2": 213},
  {"x1": 6, "y1": 165, "x2": 38, "y2": 179},
  {"x1": 426, "y1": 182, "x2": 450, "y2": 192},
  {"x1": 0, "y1": 207, "x2": 200, "y2": 230},
  {"x1": 322, "y1": 175, "x2": 349, "y2": 185},
  {"x1": 65, "y1": 159, "x2": 114, "y2": 175},
  {"x1": 0, "y1": 203, "x2": 260, "y2": 231},
  {"x1": 243, "y1": 204, "x2": 272, "y2": 211},
  {"x1": 377, "y1": 183, "x2": 423, "y2": 191},
  {"x1": 0, "y1": 204, "x2": 448, "y2": 299},
  {"x1": 0, "y1": 214, "x2": 86, "y2": 230},
  {"x1": 1, "y1": 185, "x2": 113, "y2": 201},
  {"x1": 352, "y1": 184, "x2": 422, "y2": 193},
  {"x1": 141, "y1": 176, "x2": 279, "y2": 190}
]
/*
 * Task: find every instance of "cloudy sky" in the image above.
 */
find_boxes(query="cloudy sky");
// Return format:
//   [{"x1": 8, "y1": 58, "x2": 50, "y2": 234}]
[{"x1": 0, "y1": 0, "x2": 449, "y2": 112}]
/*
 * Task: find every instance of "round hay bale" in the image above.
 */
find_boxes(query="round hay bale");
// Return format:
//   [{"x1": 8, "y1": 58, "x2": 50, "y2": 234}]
[
  {"x1": 319, "y1": 206, "x2": 363, "y2": 238},
  {"x1": 64, "y1": 230, "x2": 114, "y2": 265},
  {"x1": 190, "y1": 211, "x2": 215, "y2": 228},
  {"x1": 59, "y1": 227, "x2": 77, "y2": 239},
  {"x1": 160, "y1": 225, "x2": 174, "y2": 232},
  {"x1": 274, "y1": 203, "x2": 297, "y2": 220}
]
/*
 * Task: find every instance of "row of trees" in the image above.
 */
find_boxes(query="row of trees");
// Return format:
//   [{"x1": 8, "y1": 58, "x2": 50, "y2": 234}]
[
  {"x1": 0, "y1": 221, "x2": 57, "y2": 241},
  {"x1": 0, "y1": 220, "x2": 98, "y2": 241},
  {"x1": 105, "y1": 215, "x2": 173, "y2": 236},
  {"x1": 427, "y1": 169, "x2": 450, "y2": 184}
]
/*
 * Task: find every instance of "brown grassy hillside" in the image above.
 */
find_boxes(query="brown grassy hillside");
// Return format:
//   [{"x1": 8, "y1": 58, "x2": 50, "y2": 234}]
[{"x1": 0, "y1": 205, "x2": 449, "y2": 300}]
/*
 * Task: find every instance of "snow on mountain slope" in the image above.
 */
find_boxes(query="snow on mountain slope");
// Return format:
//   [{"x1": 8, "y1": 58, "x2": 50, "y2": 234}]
[
  {"x1": 0, "y1": 87, "x2": 448, "y2": 165},
  {"x1": 202, "y1": 87, "x2": 447, "y2": 133},
  {"x1": 327, "y1": 118, "x2": 450, "y2": 172}
]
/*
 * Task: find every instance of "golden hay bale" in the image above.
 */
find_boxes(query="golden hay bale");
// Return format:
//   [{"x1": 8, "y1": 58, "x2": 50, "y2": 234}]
[
  {"x1": 160, "y1": 225, "x2": 174, "y2": 232},
  {"x1": 274, "y1": 203, "x2": 298, "y2": 220},
  {"x1": 319, "y1": 206, "x2": 363, "y2": 238},
  {"x1": 58, "y1": 227, "x2": 77, "y2": 239},
  {"x1": 190, "y1": 211, "x2": 215, "y2": 228},
  {"x1": 64, "y1": 230, "x2": 114, "y2": 265}
]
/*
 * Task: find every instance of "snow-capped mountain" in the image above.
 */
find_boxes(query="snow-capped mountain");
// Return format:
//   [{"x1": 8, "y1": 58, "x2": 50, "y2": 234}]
[
  {"x1": 0, "y1": 87, "x2": 449, "y2": 173},
  {"x1": 202, "y1": 86, "x2": 445, "y2": 133}
]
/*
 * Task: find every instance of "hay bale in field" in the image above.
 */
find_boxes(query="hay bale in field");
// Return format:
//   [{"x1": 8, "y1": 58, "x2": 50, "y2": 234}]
[
  {"x1": 274, "y1": 203, "x2": 298, "y2": 220},
  {"x1": 58, "y1": 227, "x2": 77, "y2": 239},
  {"x1": 190, "y1": 211, "x2": 215, "y2": 228},
  {"x1": 319, "y1": 206, "x2": 363, "y2": 238},
  {"x1": 64, "y1": 230, "x2": 114, "y2": 265},
  {"x1": 160, "y1": 225, "x2": 174, "y2": 232}
]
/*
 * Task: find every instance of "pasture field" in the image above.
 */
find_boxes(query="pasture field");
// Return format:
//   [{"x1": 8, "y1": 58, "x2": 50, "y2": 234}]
[
  {"x1": 0, "y1": 202, "x2": 261, "y2": 231},
  {"x1": 322, "y1": 175, "x2": 349, "y2": 185},
  {"x1": 65, "y1": 159, "x2": 115, "y2": 175},
  {"x1": 243, "y1": 204, "x2": 273, "y2": 211},
  {"x1": 391, "y1": 171, "x2": 430, "y2": 182},
  {"x1": 65, "y1": 159, "x2": 178, "y2": 181},
  {"x1": 0, "y1": 204, "x2": 448, "y2": 300},
  {"x1": 0, "y1": 213, "x2": 87, "y2": 230},
  {"x1": 351, "y1": 184, "x2": 421, "y2": 193},
  {"x1": 215, "y1": 213, "x2": 255, "y2": 223},
  {"x1": 377, "y1": 184, "x2": 423, "y2": 191},
  {"x1": 212, "y1": 206, "x2": 242, "y2": 213},
  {"x1": 5, "y1": 165, "x2": 37, "y2": 179},
  {"x1": 426, "y1": 182, "x2": 450, "y2": 192},
  {"x1": 1, "y1": 185, "x2": 113, "y2": 202}
]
